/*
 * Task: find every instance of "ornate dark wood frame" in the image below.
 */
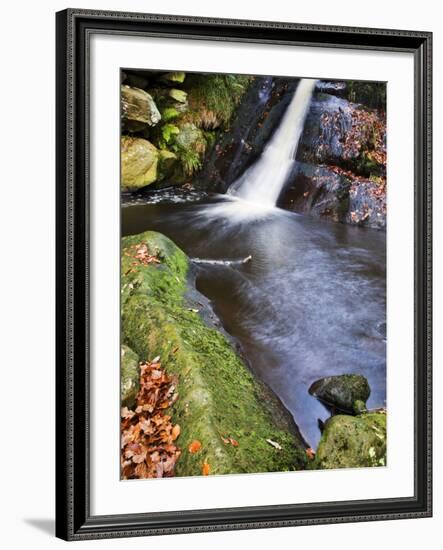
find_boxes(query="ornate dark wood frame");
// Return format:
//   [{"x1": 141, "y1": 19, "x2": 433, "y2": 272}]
[{"x1": 55, "y1": 8, "x2": 432, "y2": 541}]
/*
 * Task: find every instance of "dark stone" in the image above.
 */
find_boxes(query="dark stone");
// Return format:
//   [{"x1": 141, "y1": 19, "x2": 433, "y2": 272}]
[
  {"x1": 309, "y1": 374, "x2": 371, "y2": 414},
  {"x1": 196, "y1": 76, "x2": 301, "y2": 192},
  {"x1": 279, "y1": 162, "x2": 386, "y2": 229}
]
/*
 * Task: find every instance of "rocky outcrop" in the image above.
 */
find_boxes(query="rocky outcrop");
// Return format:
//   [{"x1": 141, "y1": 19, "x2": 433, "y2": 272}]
[
  {"x1": 309, "y1": 374, "x2": 371, "y2": 415},
  {"x1": 121, "y1": 230, "x2": 307, "y2": 476},
  {"x1": 313, "y1": 412, "x2": 386, "y2": 469},
  {"x1": 121, "y1": 85, "x2": 161, "y2": 131},
  {"x1": 197, "y1": 76, "x2": 299, "y2": 192},
  {"x1": 121, "y1": 137, "x2": 159, "y2": 191},
  {"x1": 281, "y1": 83, "x2": 387, "y2": 229},
  {"x1": 120, "y1": 71, "x2": 252, "y2": 191},
  {"x1": 279, "y1": 162, "x2": 386, "y2": 229}
]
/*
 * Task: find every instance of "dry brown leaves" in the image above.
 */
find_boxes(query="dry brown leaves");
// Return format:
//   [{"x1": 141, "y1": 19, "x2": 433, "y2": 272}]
[
  {"x1": 123, "y1": 242, "x2": 161, "y2": 275},
  {"x1": 317, "y1": 107, "x2": 386, "y2": 168},
  {"x1": 121, "y1": 358, "x2": 181, "y2": 479}
]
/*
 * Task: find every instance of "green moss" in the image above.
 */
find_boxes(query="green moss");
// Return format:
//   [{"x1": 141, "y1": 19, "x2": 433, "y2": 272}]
[
  {"x1": 121, "y1": 231, "x2": 307, "y2": 476},
  {"x1": 313, "y1": 412, "x2": 387, "y2": 469},
  {"x1": 161, "y1": 123, "x2": 180, "y2": 144},
  {"x1": 186, "y1": 74, "x2": 252, "y2": 127},
  {"x1": 161, "y1": 107, "x2": 180, "y2": 122},
  {"x1": 169, "y1": 88, "x2": 188, "y2": 104},
  {"x1": 162, "y1": 71, "x2": 186, "y2": 84},
  {"x1": 120, "y1": 136, "x2": 159, "y2": 191},
  {"x1": 120, "y1": 345, "x2": 140, "y2": 409}
]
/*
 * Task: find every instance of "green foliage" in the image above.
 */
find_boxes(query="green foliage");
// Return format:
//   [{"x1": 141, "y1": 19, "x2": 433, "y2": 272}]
[
  {"x1": 161, "y1": 123, "x2": 180, "y2": 144},
  {"x1": 187, "y1": 74, "x2": 252, "y2": 125},
  {"x1": 161, "y1": 107, "x2": 180, "y2": 122},
  {"x1": 203, "y1": 130, "x2": 217, "y2": 150},
  {"x1": 173, "y1": 144, "x2": 202, "y2": 176}
]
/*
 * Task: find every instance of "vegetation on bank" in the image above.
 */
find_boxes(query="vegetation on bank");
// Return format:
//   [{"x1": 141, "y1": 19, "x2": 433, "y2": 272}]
[
  {"x1": 121, "y1": 71, "x2": 252, "y2": 191},
  {"x1": 120, "y1": 231, "x2": 307, "y2": 478}
]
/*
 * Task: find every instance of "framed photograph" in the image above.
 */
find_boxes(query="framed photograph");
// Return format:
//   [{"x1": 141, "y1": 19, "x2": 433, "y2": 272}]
[{"x1": 55, "y1": 9, "x2": 432, "y2": 541}]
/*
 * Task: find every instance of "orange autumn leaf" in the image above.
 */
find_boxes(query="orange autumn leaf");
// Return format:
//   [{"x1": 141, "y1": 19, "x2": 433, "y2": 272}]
[
  {"x1": 202, "y1": 461, "x2": 210, "y2": 476},
  {"x1": 171, "y1": 424, "x2": 181, "y2": 441},
  {"x1": 306, "y1": 447, "x2": 315, "y2": 460},
  {"x1": 188, "y1": 440, "x2": 202, "y2": 454},
  {"x1": 229, "y1": 438, "x2": 239, "y2": 447}
]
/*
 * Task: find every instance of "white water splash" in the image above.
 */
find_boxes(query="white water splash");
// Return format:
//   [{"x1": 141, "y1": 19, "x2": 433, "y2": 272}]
[{"x1": 228, "y1": 78, "x2": 316, "y2": 206}]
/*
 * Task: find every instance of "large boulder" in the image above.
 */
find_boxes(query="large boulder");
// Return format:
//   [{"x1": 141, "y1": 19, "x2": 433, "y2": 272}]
[
  {"x1": 121, "y1": 85, "x2": 161, "y2": 131},
  {"x1": 309, "y1": 374, "x2": 371, "y2": 414},
  {"x1": 121, "y1": 136, "x2": 159, "y2": 191},
  {"x1": 279, "y1": 162, "x2": 386, "y2": 229},
  {"x1": 297, "y1": 91, "x2": 386, "y2": 179},
  {"x1": 314, "y1": 412, "x2": 387, "y2": 469},
  {"x1": 121, "y1": 345, "x2": 140, "y2": 409}
]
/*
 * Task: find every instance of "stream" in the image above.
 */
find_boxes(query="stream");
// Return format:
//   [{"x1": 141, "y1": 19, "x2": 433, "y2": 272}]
[{"x1": 122, "y1": 194, "x2": 386, "y2": 447}]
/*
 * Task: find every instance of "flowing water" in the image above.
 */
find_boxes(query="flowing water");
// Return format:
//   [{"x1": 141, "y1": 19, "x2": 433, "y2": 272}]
[
  {"x1": 122, "y1": 79, "x2": 386, "y2": 447},
  {"x1": 228, "y1": 79, "x2": 316, "y2": 205}
]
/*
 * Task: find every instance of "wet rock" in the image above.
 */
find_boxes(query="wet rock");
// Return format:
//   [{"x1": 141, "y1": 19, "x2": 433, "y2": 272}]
[
  {"x1": 121, "y1": 136, "x2": 159, "y2": 191},
  {"x1": 309, "y1": 374, "x2": 371, "y2": 414},
  {"x1": 314, "y1": 412, "x2": 386, "y2": 469},
  {"x1": 297, "y1": 92, "x2": 386, "y2": 179},
  {"x1": 280, "y1": 162, "x2": 386, "y2": 229},
  {"x1": 121, "y1": 85, "x2": 161, "y2": 131},
  {"x1": 121, "y1": 345, "x2": 140, "y2": 409},
  {"x1": 197, "y1": 76, "x2": 299, "y2": 192}
]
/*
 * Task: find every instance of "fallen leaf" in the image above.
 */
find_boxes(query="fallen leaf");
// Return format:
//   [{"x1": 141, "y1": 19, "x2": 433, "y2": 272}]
[
  {"x1": 306, "y1": 447, "x2": 315, "y2": 460},
  {"x1": 171, "y1": 425, "x2": 181, "y2": 441},
  {"x1": 202, "y1": 461, "x2": 210, "y2": 476},
  {"x1": 221, "y1": 436, "x2": 230, "y2": 445},
  {"x1": 229, "y1": 438, "x2": 239, "y2": 447},
  {"x1": 188, "y1": 440, "x2": 202, "y2": 454}
]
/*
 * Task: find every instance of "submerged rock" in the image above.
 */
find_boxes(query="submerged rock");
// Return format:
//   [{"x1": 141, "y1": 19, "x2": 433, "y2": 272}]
[
  {"x1": 314, "y1": 412, "x2": 386, "y2": 469},
  {"x1": 120, "y1": 345, "x2": 140, "y2": 409},
  {"x1": 121, "y1": 230, "x2": 307, "y2": 476},
  {"x1": 121, "y1": 136, "x2": 158, "y2": 191},
  {"x1": 309, "y1": 374, "x2": 370, "y2": 414}
]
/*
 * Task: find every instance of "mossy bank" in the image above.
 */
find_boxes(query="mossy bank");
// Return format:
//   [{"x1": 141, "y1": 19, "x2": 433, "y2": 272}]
[{"x1": 121, "y1": 230, "x2": 307, "y2": 476}]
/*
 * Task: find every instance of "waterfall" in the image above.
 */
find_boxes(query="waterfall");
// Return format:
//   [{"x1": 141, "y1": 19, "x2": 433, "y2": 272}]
[{"x1": 228, "y1": 78, "x2": 316, "y2": 206}]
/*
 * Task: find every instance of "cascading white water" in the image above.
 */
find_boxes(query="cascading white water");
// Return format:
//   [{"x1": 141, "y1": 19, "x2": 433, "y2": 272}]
[{"x1": 228, "y1": 78, "x2": 316, "y2": 206}]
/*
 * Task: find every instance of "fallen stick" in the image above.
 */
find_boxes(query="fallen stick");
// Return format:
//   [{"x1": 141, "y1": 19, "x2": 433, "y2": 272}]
[{"x1": 191, "y1": 255, "x2": 252, "y2": 266}]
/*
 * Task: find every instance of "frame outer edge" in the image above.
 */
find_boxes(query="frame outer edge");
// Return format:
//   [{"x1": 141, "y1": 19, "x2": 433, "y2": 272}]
[{"x1": 55, "y1": 9, "x2": 433, "y2": 540}]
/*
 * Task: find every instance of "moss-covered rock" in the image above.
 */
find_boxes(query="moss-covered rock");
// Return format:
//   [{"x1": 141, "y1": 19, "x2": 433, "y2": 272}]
[
  {"x1": 120, "y1": 345, "x2": 140, "y2": 409},
  {"x1": 313, "y1": 412, "x2": 387, "y2": 469},
  {"x1": 161, "y1": 71, "x2": 186, "y2": 84},
  {"x1": 309, "y1": 374, "x2": 371, "y2": 414},
  {"x1": 157, "y1": 149, "x2": 177, "y2": 180},
  {"x1": 169, "y1": 89, "x2": 188, "y2": 103},
  {"x1": 121, "y1": 231, "x2": 307, "y2": 476},
  {"x1": 121, "y1": 136, "x2": 158, "y2": 191},
  {"x1": 121, "y1": 85, "x2": 161, "y2": 131}
]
